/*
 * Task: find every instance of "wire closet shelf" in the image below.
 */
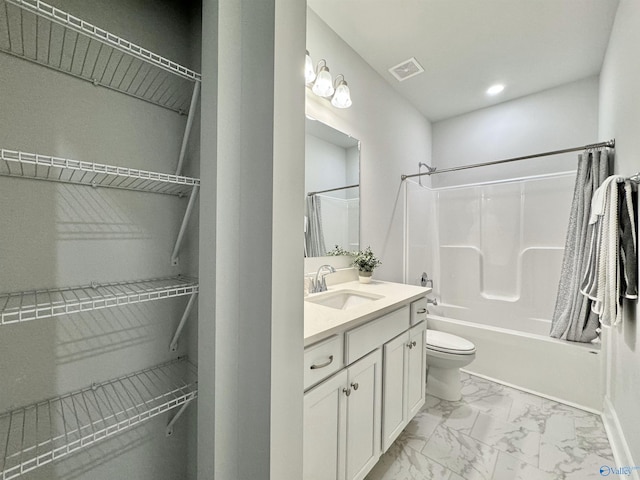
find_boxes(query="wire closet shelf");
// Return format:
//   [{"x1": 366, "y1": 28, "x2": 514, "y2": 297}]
[
  {"x1": 0, "y1": 276, "x2": 199, "y2": 326},
  {"x1": 0, "y1": 0, "x2": 201, "y2": 114},
  {"x1": 0, "y1": 358, "x2": 198, "y2": 480},
  {"x1": 0, "y1": 149, "x2": 200, "y2": 196}
]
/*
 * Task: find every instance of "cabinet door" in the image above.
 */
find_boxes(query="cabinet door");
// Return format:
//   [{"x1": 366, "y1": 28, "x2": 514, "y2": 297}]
[
  {"x1": 345, "y1": 349, "x2": 382, "y2": 480},
  {"x1": 407, "y1": 321, "x2": 427, "y2": 418},
  {"x1": 304, "y1": 369, "x2": 348, "y2": 480},
  {"x1": 381, "y1": 332, "x2": 408, "y2": 452}
]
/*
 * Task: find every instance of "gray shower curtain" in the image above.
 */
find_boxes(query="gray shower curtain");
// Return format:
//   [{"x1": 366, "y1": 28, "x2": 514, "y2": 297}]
[
  {"x1": 550, "y1": 149, "x2": 610, "y2": 342},
  {"x1": 305, "y1": 195, "x2": 327, "y2": 257}
]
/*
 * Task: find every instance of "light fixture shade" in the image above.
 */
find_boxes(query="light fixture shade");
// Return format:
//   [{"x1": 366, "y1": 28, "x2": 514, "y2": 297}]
[
  {"x1": 331, "y1": 81, "x2": 352, "y2": 108},
  {"x1": 312, "y1": 66, "x2": 334, "y2": 97},
  {"x1": 305, "y1": 51, "x2": 316, "y2": 84}
]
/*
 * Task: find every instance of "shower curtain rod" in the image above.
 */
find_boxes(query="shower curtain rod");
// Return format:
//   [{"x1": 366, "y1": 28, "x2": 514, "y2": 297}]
[
  {"x1": 400, "y1": 139, "x2": 616, "y2": 180},
  {"x1": 307, "y1": 184, "x2": 359, "y2": 196}
]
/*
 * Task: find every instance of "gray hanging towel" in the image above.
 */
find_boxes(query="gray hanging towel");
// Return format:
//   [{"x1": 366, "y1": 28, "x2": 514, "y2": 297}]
[{"x1": 619, "y1": 180, "x2": 638, "y2": 299}]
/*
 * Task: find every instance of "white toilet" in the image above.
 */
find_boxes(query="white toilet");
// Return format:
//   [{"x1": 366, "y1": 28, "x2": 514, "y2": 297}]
[{"x1": 425, "y1": 330, "x2": 476, "y2": 401}]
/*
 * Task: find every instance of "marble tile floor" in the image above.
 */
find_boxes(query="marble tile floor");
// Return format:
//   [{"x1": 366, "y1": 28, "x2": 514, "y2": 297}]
[{"x1": 366, "y1": 372, "x2": 613, "y2": 480}]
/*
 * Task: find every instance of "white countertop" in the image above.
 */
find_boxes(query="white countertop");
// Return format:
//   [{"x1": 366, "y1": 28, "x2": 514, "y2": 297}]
[{"x1": 304, "y1": 280, "x2": 430, "y2": 347}]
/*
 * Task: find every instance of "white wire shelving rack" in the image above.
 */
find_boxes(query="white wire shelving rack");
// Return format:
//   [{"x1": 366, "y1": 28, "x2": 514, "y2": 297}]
[
  {"x1": 0, "y1": 357, "x2": 198, "y2": 480},
  {"x1": 0, "y1": 0, "x2": 203, "y2": 261},
  {"x1": 0, "y1": 147, "x2": 200, "y2": 264},
  {"x1": 0, "y1": 149, "x2": 200, "y2": 197},
  {"x1": 0, "y1": 275, "x2": 199, "y2": 326},
  {"x1": 0, "y1": 0, "x2": 201, "y2": 115}
]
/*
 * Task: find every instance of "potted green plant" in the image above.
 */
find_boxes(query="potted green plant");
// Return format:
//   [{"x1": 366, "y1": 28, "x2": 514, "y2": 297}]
[{"x1": 352, "y1": 246, "x2": 382, "y2": 283}]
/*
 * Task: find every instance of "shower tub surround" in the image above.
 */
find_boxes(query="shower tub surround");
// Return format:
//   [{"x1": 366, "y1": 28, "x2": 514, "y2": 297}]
[
  {"x1": 366, "y1": 372, "x2": 614, "y2": 480},
  {"x1": 405, "y1": 173, "x2": 576, "y2": 336},
  {"x1": 405, "y1": 173, "x2": 604, "y2": 410}
]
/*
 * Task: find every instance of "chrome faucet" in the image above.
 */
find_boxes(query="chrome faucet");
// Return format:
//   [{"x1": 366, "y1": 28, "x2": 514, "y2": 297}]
[
  {"x1": 427, "y1": 297, "x2": 438, "y2": 306},
  {"x1": 310, "y1": 265, "x2": 336, "y2": 293}
]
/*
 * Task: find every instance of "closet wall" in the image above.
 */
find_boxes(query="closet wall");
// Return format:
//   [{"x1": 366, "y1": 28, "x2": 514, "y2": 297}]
[{"x1": 0, "y1": 0, "x2": 201, "y2": 478}]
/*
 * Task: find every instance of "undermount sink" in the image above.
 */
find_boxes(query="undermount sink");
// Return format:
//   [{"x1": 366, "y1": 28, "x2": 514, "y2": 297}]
[{"x1": 305, "y1": 290, "x2": 384, "y2": 310}]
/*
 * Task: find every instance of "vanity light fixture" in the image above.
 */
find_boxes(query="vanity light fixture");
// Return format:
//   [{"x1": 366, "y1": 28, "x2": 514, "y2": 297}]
[
  {"x1": 305, "y1": 50, "x2": 316, "y2": 84},
  {"x1": 331, "y1": 75, "x2": 352, "y2": 109},
  {"x1": 305, "y1": 51, "x2": 352, "y2": 108},
  {"x1": 312, "y1": 60, "x2": 334, "y2": 97},
  {"x1": 486, "y1": 84, "x2": 505, "y2": 95}
]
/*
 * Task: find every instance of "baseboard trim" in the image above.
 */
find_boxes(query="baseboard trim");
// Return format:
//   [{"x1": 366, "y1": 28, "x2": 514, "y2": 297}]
[
  {"x1": 602, "y1": 396, "x2": 640, "y2": 480},
  {"x1": 461, "y1": 369, "x2": 602, "y2": 415}
]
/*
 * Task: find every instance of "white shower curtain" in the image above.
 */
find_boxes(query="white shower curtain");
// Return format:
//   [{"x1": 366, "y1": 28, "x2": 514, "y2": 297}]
[
  {"x1": 305, "y1": 195, "x2": 327, "y2": 257},
  {"x1": 550, "y1": 149, "x2": 610, "y2": 342}
]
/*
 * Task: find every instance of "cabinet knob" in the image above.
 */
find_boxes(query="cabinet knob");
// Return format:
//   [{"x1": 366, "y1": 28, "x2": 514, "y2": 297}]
[
  {"x1": 350, "y1": 382, "x2": 359, "y2": 391},
  {"x1": 412, "y1": 340, "x2": 417, "y2": 347},
  {"x1": 343, "y1": 387, "x2": 351, "y2": 397},
  {"x1": 407, "y1": 342, "x2": 413, "y2": 349}
]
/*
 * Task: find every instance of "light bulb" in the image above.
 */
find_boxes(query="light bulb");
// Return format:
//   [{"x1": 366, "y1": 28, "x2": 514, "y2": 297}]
[
  {"x1": 312, "y1": 65, "x2": 334, "y2": 98},
  {"x1": 486, "y1": 84, "x2": 505, "y2": 95},
  {"x1": 331, "y1": 80, "x2": 352, "y2": 108},
  {"x1": 305, "y1": 51, "x2": 316, "y2": 85}
]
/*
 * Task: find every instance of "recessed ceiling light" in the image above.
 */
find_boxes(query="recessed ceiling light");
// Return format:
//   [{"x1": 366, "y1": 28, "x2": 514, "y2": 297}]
[{"x1": 487, "y1": 84, "x2": 505, "y2": 95}]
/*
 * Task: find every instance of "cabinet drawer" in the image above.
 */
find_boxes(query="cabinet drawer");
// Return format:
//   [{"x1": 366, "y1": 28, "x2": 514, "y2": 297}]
[
  {"x1": 345, "y1": 306, "x2": 409, "y2": 365},
  {"x1": 304, "y1": 334, "x2": 344, "y2": 390},
  {"x1": 410, "y1": 298, "x2": 429, "y2": 326}
]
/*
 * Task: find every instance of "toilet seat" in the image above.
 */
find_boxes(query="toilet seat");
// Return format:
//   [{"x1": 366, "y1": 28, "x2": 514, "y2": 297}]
[{"x1": 427, "y1": 330, "x2": 476, "y2": 355}]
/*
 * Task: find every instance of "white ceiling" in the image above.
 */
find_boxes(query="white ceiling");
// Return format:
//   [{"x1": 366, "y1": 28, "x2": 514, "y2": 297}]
[{"x1": 308, "y1": 0, "x2": 619, "y2": 122}]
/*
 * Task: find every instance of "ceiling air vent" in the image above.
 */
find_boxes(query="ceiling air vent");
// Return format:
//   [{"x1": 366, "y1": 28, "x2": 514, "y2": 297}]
[{"x1": 388, "y1": 57, "x2": 424, "y2": 82}]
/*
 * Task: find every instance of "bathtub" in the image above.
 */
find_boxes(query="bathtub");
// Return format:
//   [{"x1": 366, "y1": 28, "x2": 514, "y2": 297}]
[{"x1": 427, "y1": 305, "x2": 604, "y2": 412}]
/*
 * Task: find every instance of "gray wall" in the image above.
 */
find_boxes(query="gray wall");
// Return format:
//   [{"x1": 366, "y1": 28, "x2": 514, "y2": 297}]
[
  {"x1": 198, "y1": 0, "x2": 305, "y2": 478},
  {"x1": 0, "y1": 1, "x2": 199, "y2": 478},
  {"x1": 306, "y1": 9, "x2": 433, "y2": 283},
  {"x1": 599, "y1": 0, "x2": 640, "y2": 467},
  {"x1": 431, "y1": 76, "x2": 600, "y2": 187}
]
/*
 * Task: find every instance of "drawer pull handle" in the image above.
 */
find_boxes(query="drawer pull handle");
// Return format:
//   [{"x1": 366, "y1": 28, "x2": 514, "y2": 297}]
[
  {"x1": 310, "y1": 355, "x2": 334, "y2": 370},
  {"x1": 343, "y1": 387, "x2": 351, "y2": 397},
  {"x1": 350, "y1": 382, "x2": 359, "y2": 391},
  {"x1": 417, "y1": 308, "x2": 427, "y2": 314}
]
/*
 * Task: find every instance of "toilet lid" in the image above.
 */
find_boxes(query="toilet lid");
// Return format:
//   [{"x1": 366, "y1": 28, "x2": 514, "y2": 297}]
[{"x1": 427, "y1": 330, "x2": 475, "y2": 354}]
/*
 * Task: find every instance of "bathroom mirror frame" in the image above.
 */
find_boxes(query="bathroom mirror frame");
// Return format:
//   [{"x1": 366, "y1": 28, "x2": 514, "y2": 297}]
[{"x1": 304, "y1": 117, "x2": 361, "y2": 257}]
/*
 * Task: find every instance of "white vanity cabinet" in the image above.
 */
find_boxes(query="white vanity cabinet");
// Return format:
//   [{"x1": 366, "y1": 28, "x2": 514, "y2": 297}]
[
  {"x1": 303, "y1": 297, "x2": 427, "y2": 480},
  {"x1": 303, "y1": 350, "x2": 382, "y2": 480},
  {"x1": 381, "y1": 320, "x2": 427, "y2": 451}
]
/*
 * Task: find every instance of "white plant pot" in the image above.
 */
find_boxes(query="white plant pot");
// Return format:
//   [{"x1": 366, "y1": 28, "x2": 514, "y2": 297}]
[{"x1": 358, "y1": 271, "x2": 372, "y2": 284}]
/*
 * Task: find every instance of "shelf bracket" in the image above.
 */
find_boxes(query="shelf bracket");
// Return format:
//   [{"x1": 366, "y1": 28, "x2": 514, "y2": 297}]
[
  {"x1": 169, "y1": 292, "x2": 198, "y2": 352},
  {"x1": 175, "y1": 81, "x2": 201, "y2": 176},
  {"x1": 171, "y1": 185, "x2": 200, "y2": 266},
  {"x1": 166, "y1": 396, "x2": 196, "y2": 437}
]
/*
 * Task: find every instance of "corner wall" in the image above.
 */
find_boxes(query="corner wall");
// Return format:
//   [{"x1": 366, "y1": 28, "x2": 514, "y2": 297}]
[
  {"x1": 598, "y1": 0, "x2": 640, "y2": 470},
  {"x1": 306, "y1": 9, "x2": 432, "y2": 282},
  {"x1": 199, "y1": 0, "x2": 305, "y2": 478}
]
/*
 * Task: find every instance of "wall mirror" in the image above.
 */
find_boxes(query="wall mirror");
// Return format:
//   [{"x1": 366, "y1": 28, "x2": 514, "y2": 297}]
[{"x1": 304, "y1": 118, "x2": 360, "y2": 257}]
